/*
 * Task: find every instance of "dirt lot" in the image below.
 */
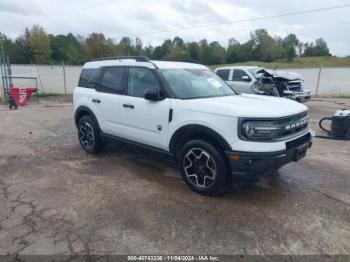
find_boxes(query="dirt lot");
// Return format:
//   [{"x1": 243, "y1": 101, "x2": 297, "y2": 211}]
[{"x1": 0, "y1": 97, "x2": 349, "y2": 258}]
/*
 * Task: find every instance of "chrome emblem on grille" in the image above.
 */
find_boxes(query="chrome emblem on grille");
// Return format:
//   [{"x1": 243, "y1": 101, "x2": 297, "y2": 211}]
[{"x1": 285, "y1": 117, "x2": 308, "y2": 131}]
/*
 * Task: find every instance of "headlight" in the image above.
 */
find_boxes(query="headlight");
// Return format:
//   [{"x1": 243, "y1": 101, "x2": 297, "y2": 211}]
[{"x1": 241, "y1": 121, "x2": 280, "y2": 140}]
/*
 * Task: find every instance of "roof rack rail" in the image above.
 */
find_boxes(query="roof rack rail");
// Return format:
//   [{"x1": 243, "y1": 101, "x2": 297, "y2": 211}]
[
  {"x1": 90, "y1": 56, "x2": 158, "y2": 69},
  {"x1": 90, "y1": 56, "x2": 149, "y2": 62}
]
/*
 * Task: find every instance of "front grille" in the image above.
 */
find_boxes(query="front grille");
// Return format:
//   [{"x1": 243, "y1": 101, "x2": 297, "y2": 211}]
[
  {"x1": 286, "y1": 80, "x2": 302, "y2": 92},
  {"x1": 278, "y1": 111, "x2": 308, "y2": 138}
]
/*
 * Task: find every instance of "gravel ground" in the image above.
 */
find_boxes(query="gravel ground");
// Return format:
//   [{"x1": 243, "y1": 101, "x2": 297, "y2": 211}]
[{"x1": 0, "y1": 97, "x2": 349, "y2": 260}]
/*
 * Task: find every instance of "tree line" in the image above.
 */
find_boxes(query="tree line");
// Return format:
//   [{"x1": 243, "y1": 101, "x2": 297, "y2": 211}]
[{"x1": 0, "y1": 25, "x2": 331, "y2": 65}]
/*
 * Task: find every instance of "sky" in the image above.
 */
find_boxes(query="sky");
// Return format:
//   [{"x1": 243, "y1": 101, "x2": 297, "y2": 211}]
[{"x1": 0, "y1": 0, "x2": 350, "y2": 56}]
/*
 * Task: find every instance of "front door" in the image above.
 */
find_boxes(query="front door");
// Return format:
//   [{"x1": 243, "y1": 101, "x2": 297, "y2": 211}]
[
  {"x1": 119, "y1": 67, "x2": 171, "y2": 150},
  {"x1": 227, "y1": 69, "x2": 253, "y2": 94}
]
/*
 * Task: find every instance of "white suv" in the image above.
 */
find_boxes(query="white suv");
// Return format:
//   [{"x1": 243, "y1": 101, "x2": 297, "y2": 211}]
[{"x1": 73, "y1": 56, "x2": 312, "y2": 195}]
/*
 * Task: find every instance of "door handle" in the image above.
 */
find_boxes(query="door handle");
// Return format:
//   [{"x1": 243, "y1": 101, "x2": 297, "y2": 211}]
[
  {"x1": 123, "y1": 103, "x2": 134, "y2": 109},
  {"x1": 92, "y1": 98, "x2": 101, "y2": 103}
]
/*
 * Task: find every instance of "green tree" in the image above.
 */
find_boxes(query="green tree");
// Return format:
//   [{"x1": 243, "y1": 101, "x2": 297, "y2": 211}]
[
  {"x1": 251, "y1": 29, "x2": 282, "y2": 61},
  {"x1": 0, "y1": 26, "x2": 335, "y2": 65},
  {"x1": 173, "y1": 36, "x2": 185, "y2": 49},
  {"x1": 297, "y1": 42, "x2": 304, "y2": 57},
  {"x1": 135, "y1": 37, "x2": 143, "y2": 55},
  {"x1": 161, "y1": 39, "x2": 172, "y2": 58},
  {"x1": 119, "y1": 37, "x2": 134, "y2": 55},
  {"x1": 187, "y1": 42, "x2": 200, "y2": 62},
  {"x1": 50, "y1": 33, "x2": 86, "y2": 64},
  {"x1": 226, "y1": 38, "x2": 242, "y2": 63},
  {"x1": 0, "y1": 33, "x2": 28, "y2": 64},
  {"x1": 143, "y1": 45, "x2": 154, "y2": 58},
  {"x1": 28, "y1": 25, "x2": 51, "y2": 64},
  {"x1": 282, "y1": 34, "x2": 299, "y2": 61},
  {"x1": 164, "y1": 37, "x2": 191, "y2": 61},
  {"x1": 152, "y1": 46, "x2": 163, "y2": 60},
  {"x1": 208, "y1": 41, "x2": 225, "y2": 65},
  {"x1": 239, "y1": 40, "x2": 254, "y2": 62},
  {"x1": 198, "y1": 40, "x2": 225, "y2": 65},
  {"x1": 303, "y1": 38, "x2": 330, "y2": 57},
  {"x1": 198, "y1": 39, "x2": 210, "y2": 64},
  {"x1": 85, "y1": 33, "x2": 117, "y2": 59}
]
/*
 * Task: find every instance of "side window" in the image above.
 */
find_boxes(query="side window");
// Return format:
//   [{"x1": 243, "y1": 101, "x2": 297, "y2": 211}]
[
  {"x1": 99, "y1": 67, "x2": 126, "y2": 94},
  {"x1": 128, "y1": 67, "x2": 160, "y2": 98},
  {"x1": 78, "y1": 69, "x2": 97, "y2": 88},
  {"x1": 232, "y1": 69, "x2": 250, "y2": 81},
  {"x1": 216, "y1": 69, "x2": 230, "y2": 81}
]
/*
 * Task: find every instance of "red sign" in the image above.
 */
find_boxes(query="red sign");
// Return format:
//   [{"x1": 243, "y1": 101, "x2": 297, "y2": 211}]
[{"x1": 10, "y1": 87, "x2": 37, "y2": 106}]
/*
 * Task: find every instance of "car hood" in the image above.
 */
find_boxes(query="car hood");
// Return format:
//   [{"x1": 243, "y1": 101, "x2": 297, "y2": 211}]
[
  {"x1": 266, "y1": 69, "x2": 302, "y2": 81},
  {"x1": 176, "y1": 94, "x2": 308, "y2": 118}
]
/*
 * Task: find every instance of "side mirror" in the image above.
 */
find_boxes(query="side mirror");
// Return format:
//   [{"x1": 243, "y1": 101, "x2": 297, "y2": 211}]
[
  {"x1": 241, "y1": 76, "x2": 251, "y2": 82},
  {"x1": 144, "y1": 88, "x2": 159, "y2": 101}
]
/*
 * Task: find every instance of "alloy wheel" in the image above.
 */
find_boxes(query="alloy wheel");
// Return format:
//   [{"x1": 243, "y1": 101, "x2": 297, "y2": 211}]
[
  {"x1": 79, "y1": 121, "x2": 95, "y2": 149},
  {"x1": 183, "y1": 148, "x2": 217, "y2": 189}
]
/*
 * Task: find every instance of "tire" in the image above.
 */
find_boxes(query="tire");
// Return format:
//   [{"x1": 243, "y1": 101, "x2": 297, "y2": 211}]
[
  {"x1": 77, "y1": 115, "x2": 103, "y2": 154},
  {"x1": 179, "y1": 139, "x2": 230, "y2": 196}
]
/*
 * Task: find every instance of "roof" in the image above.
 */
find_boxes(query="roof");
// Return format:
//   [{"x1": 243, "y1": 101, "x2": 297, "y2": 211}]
[
  {"x1": 83, "y1": 59, "x2": 208, "y2": 70},
  {"x1": 215, "y1": 65, "x2": 262, "y2": 70}
]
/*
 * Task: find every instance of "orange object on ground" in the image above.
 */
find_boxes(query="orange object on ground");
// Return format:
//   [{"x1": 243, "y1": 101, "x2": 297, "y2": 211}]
[{"x1": 9, "y1": 87, "x2": 37, "y2": 106}]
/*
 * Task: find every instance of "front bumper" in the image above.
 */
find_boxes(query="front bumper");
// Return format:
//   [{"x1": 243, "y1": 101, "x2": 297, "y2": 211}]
[
  {"x1": 284, "y1": 89, "x2": 311, "y2": 103},
  {"x1": 225, "y1": 132, "x2": 312, "y2": 181}
]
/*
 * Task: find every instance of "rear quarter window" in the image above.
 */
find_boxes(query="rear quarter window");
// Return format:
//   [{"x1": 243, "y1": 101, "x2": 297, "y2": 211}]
[{"x1": 78, "y1": 68, "x2": 98, "y2": 88}]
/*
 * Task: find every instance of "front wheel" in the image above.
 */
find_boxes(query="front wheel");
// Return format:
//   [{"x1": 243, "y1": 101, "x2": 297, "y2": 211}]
[
  {"x1": 179, "y1": 140, "x2": 230, "y2": 195},
  {"x1": 78, "y1": 115, "x2": 103, "y2": 154}
]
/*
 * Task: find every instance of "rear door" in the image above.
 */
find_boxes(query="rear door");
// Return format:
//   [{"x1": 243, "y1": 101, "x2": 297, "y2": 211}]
[
  {"x1": 118, "y1": 67, "x2": 171, "y2": 150},
  {"x1": 227, "y1": 69, "x2": 253, "y2": 94},
  {"x1": 216, "y1": 69, "x2": 231, "y2": 82},
  {"x1": 94, "y1": 66, "x2": 127, "y2": 136}
]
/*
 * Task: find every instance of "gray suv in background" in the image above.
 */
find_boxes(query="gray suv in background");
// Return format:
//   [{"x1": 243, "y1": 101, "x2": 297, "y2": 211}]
[{"x1": 215, "y1": 66, "x2": 311, "y2": 103}]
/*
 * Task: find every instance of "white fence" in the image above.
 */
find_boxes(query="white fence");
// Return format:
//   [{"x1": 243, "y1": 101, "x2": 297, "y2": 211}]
[
  {"x1": 278, "y1": 67, "x2": 350, "y2": 96},
  {"x1": 4, "y1": 64, "x2": 350, "y2": 96},
  {"x1": 7, "y1": 64, "x2": 82, "y2": 94}
]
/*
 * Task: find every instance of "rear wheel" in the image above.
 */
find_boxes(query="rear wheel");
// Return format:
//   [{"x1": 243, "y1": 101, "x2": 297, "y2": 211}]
[
  {"x1": 179, "y1": 139, "x2": 230, "y2": 195},
  {"x1": 78, "y1": 115, "x2": 103, "y2": 154}
]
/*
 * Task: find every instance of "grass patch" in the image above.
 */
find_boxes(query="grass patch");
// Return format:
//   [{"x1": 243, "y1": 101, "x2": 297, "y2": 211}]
[
  {"x1": 211, "y1": 56, "x2": 350, "y2": 69},
  {"x1": 29, "y1": 92, "x2": 63, "y2": 101},
  {"x1": 35, "y1": 92, "x2": 62, "y2": 97}
]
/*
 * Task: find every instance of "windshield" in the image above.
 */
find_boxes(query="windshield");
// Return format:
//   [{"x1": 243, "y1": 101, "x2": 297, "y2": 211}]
[
  {"x1": 160, "y1": 69, "x2": 235, "y2": 99},
  {"x1": 248, "y1": 68, "x2": 263, "y2": 76}
]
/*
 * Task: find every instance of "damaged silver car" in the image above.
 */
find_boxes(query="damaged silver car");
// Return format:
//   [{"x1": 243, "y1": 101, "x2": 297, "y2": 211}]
[{"x1": 215, "y1": 66, "x2": 311, "y2": 103}]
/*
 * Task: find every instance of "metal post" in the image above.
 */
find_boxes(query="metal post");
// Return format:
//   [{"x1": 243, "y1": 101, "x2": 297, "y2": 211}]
[
  {"x1": 35, "y1": 78, "x2": 39, "y2": 104},
  {"x1": 62, "y1": 61, "x2": 67, "y2": 95},
  {"x1": 36, "y1": 65, "x2": 45, "y2": 94},
  {"x1": 0, "y1": 46, "x2": 6, "y2": 104},
  {"x1": 1, "y1": 46, "x2": 8, "y2": 103},
  {"x1": 315, "y1": 64, "x2": 322, "y2": 97}
]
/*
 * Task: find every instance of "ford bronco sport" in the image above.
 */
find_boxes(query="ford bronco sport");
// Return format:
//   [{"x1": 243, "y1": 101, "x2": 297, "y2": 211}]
[{"x1": 74, "y1": 56, "x2": 312, "y2": 195}]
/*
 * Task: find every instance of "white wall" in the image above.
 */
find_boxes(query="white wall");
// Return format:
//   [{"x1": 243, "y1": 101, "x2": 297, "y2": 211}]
[
  {"x1": 278, "y1": 67, "x2": 350, "y2": 96},
  {"x1": 8, "y1": 64, "x2": 82, "y2": 94},
  {"x1": 4, "y1": 64, "x2": 350, "y2": 96}
]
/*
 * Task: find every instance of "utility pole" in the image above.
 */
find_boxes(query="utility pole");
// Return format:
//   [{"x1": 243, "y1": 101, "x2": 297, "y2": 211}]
[{"x1": 315, "y1": 64, "x2": 322, "y2": 97}]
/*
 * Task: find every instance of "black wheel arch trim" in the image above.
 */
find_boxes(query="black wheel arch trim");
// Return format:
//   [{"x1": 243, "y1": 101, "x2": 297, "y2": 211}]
[
  {"x1": 169, "y1": 124, "x2": 232, "y2": 154},
  {"x1": 74, "y1": 106, "x2": 101, "y2": 131}
]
